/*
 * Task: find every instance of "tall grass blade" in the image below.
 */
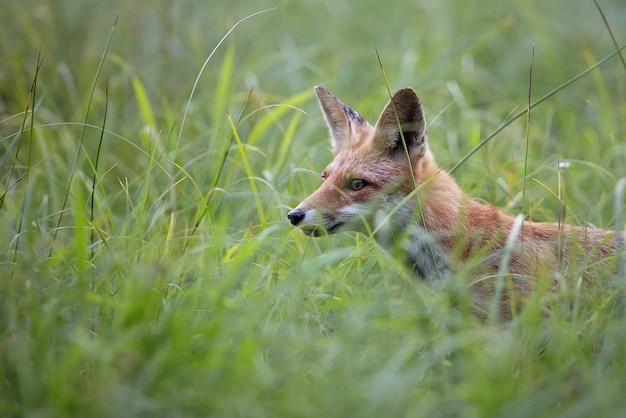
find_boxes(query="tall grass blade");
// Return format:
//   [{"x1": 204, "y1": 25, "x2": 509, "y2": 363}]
[
  {"x1": 131, "y1": 72, "x2": 162, "y2": 154},
  {"x1": 375, "y1": 46, "x2": 444, "y2": 281},
  {"x1": 191, "y1": 90, "x2": 253, "y2": 235},
  {"x1": 10, "y1": 50, "x2": 43, "y2": 280},
  {"x1": 374, "y1": 45, "x2": 417, "y2": 189},
  {"x1": 90, "y1": 84, "x2": 108, "y2": 268},
  {"x1": 490, "y1": 214, "x2": 524, "y2": 323},
  {"x1": 520, "y1": 43, "x2": 535, "y2": 288},
  {"x1": 175, "y1": 7, "x2": 277, "y2": 155},
  {"x1": 211, "y1": 44, "x2": 235, "y2": 141},
  {"x1": 245, "y1": 90, "x2": 310, "y2": 147},
  {"x1": 593, "y1": 0, "x2": 626, "y2": 72},
  {"x1": 50, "y1": 15, "x2": 118, "y2": 257},
  {"x1": 615, "y1": 177, "x2": 626, "y2": 279},
  {"x1": 449, "y1": 44, "x2": 626, "y2": 174},
  {"x1": 228, "y1": 114, "x2": 266, "y2": 230},
  {"x1": 1, "y1": 52, "x2": 42, "y2": 211}
]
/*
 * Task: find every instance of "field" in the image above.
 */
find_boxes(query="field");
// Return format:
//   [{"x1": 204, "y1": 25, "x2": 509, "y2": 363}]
[{"x1": 2, "y1": 0, "x2": 626, "y2": 416}]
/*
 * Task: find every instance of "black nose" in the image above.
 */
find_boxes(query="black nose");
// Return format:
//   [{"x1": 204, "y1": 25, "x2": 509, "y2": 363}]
[{"x1": 287, "y1": 209, "x2": 305, "y2": 226}]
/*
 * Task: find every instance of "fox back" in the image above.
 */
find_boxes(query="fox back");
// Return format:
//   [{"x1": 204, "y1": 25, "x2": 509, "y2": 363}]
[{"x1": 287, "y1": 86, "x2": 624, "y2": 317}]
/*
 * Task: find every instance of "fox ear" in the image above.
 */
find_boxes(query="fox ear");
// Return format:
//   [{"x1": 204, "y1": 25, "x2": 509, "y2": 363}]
[
  {"x1": 315, "y1": 86, "x2": 366, "y2": 153},
  {"x1": 372, "y1": 88, "x2": 427, "y2": 159}
]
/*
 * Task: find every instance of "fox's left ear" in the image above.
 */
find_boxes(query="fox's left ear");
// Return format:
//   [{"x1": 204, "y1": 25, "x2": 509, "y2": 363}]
[
  {"x1": 315, "y1": 86, "x2": 366, "y2": 154},
  {"x1": 372, "y1": 88, "x2": 427, "y2": 159}
]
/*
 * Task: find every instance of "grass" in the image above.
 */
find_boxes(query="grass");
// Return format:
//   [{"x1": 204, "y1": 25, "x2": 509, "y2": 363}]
[{"x1": 1, "y1": 0, "x2": 626, "y2": 416}]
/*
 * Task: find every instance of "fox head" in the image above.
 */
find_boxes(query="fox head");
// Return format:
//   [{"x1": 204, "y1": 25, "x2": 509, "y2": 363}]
[{"x1": 287, "y1": 86, "x2": 439, "y2": 237}]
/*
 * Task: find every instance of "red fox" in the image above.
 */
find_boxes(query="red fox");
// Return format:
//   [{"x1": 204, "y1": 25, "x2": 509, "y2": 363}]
[{"x1": 287, "y1": 86, "x2": 624, "y2": 318}]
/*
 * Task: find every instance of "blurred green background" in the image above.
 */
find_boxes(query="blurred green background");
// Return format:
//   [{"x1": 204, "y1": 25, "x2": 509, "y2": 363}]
[
  {"x1": 3, "y1": 0, "x2": 625, "y2": 222},
  {"x1": 1, "y1": 0, "x2": 626, "y2": 416}
]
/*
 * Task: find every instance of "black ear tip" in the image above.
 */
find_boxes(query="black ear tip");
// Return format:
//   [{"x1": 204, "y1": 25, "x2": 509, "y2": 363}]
[
  {"x1": 393, "y1": 87, "x2": 420, "y2": 103},
  {"x1": 315, "y1": 86, "x2": 330, "y2": 96},
  {"x1": 395, "y1": 87, "x2": 416, "y2": 94}
]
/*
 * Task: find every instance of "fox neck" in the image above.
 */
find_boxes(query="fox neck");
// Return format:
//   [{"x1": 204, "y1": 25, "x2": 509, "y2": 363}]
[
  {"x1": 375, "y1": 155, "x2": 465, "y2": 281},
  {"x1": 398, "y1": 151, "x2": 466, "y2": 236}
]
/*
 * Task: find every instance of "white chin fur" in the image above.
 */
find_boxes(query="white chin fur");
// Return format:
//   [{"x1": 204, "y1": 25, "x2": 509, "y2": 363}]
[{"x1": 300, "y1": 208, "x2": 319, "y2": 225}]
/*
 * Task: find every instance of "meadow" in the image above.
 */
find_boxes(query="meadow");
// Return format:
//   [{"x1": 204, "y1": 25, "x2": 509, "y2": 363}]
[{"x1": 1, "y1": 0, "x2": 626, "y2": 416}]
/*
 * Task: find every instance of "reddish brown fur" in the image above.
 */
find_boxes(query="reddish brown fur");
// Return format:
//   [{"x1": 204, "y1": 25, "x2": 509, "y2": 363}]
[{"x1": 288, "y1": 86, "x2": 624, "y2": 319}]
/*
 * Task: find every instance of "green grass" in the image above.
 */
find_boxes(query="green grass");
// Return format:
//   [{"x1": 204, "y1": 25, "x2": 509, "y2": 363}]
[{"x1": 1, "y1": 0, "x2": 626, "y2": 416}]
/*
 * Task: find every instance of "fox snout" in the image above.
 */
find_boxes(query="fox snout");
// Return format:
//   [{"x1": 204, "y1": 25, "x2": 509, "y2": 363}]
[
  {"x1": 286, "y1": 208, "x2": 322, "y2": 236},
  {"x1": 286, "y1": 207, "x2": 336, "y2": 236},
  {"x1": 287, "y1": 209, "x2": 306, "y2": 226}
]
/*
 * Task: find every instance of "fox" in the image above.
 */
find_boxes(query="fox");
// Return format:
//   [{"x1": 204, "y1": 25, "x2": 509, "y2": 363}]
[{"x1": 287, "y1": 85, "x2": 624, "y2": 318}]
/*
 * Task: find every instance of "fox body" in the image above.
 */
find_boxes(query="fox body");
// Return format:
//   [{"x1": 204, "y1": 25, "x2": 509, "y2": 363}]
[{"x1": 287, "y1": 86, "x2": 623, "y2": 316}]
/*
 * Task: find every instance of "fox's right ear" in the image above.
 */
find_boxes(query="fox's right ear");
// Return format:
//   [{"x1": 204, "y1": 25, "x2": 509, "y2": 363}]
[
  {"x1": 315, "y1": 86, "x2": 365, "y2": 154},
  {"x1": 372, "y1": 88, "x2": 427, "y2": 160}
]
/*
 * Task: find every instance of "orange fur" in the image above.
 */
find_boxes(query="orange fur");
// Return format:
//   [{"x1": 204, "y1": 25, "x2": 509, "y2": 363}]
[{"x1": 287, "y1": 86, "x2": 623, "y2": 318}]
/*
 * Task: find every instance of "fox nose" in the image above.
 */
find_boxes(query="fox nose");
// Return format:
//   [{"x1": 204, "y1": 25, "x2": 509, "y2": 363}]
[{"x1": 287, "y1": 209, "x2": 305, "y2": 226}]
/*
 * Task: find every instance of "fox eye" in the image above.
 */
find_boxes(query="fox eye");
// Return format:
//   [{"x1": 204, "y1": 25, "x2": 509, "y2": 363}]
[{"x1": 350, "y1": 179, "x2": 368, "y2": 191}]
